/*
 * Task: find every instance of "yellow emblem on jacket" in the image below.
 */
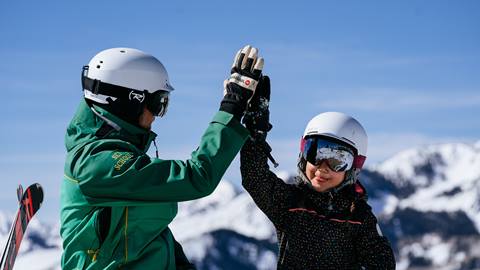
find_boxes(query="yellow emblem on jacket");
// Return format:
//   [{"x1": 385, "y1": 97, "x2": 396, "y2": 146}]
[{"x1": 112, "y1": 152, "x2": 134, "y2": 171}]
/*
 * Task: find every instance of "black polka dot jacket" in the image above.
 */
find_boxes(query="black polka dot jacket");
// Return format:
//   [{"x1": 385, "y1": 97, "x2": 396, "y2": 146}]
[{"x1": 240, "y1": 139, "x2": 396, "y2": 270}]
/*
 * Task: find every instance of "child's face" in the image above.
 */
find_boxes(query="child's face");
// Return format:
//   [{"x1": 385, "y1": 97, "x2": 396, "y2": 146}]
[{"x1": 305, "y1": 160, "x2": 346, "y2": 192}]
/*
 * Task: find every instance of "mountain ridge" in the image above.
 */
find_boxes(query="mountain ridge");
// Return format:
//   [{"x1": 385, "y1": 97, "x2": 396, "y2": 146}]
[{"x1": 1, "y1": 140, "x2": 479, "y2": 269}]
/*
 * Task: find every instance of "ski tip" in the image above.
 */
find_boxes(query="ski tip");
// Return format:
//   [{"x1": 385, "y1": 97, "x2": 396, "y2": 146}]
[
  {"x1": 35, "y1": 183, "x2": 44, "y2": 203},
  {"x1": 26, "y1": 183, "x2": 44, "y2": 204},
  {"x1": 34, "y1": 183, "x2": 43, "y2": 191}
]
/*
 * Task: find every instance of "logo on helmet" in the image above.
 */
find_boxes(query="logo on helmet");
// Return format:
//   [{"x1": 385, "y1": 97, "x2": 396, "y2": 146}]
[{"x1": 129, "y1": 91, "x2": 145, "y2": 103}]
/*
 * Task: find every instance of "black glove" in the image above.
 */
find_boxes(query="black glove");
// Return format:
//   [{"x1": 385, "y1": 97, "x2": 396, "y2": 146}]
[
  {"x1": 243, "y1": 75, "x2": 279, "y2": 167},
  {"x1": 220, "y1": 45, "x2": 264, "y2": 120},
  {"x1": 243, "y1": 75, "x2": 272, "y2": 139}
]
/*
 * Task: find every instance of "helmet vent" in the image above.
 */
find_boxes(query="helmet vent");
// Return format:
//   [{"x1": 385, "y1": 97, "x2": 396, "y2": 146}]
[
  {"x1": 120, "y1": 50, "x2": 126, "y2": 53},
  {"x1": 96, "y1": 65, "x2": 101, "y2": 69}
]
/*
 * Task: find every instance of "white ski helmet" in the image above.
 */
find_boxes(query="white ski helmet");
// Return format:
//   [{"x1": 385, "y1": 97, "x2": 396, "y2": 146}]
[
  {"x1": 297, "y1": 112, "x2": 368, "y2": 191},
  {"x1": 303, "y1": 112, "x2": 368, "y2": 162},
  {"x1": 82, "y1": 47, "x2": 174, "y2": 118}
]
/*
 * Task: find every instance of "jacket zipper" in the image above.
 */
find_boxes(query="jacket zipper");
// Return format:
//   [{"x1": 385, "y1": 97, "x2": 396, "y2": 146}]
[
  {"x1": 279, "y1": 232, "x2": 289, "y2": 265},
  {"x1": 327, "y1": 192, "x2": 334, "y2": 211}
]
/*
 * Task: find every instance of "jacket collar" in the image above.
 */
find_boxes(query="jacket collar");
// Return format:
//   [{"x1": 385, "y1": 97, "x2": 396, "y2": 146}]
[
  {"x1": 65, "y1": 99, "x2": 157, "y2": 153},
  {"x1": 91, "y1": 104, "x2": 157, "y2": 151}
]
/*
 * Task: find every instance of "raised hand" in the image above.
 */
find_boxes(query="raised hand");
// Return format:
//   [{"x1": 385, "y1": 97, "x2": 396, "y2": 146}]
[{"x1": 220, "y1": 45, "x2": 264, "y2": 120}]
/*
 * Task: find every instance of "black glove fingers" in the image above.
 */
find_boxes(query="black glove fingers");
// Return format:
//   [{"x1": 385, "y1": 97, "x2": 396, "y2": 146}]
[
  {"x1": 239, "y1": 45, "x2": 252, "y2": 70},
  {"x1": 236, "y1": 53, "x2": 246, "y2": 72},
  {"x1": 262, "y1": 75, "x2": 271, "y2": 100},
  {"x1": 254, "y1": 75, "x2": 270, "y2": 102},
  {"x1": 244, "y1": 47, "x2": 258, "y2": 74},
  {"x1": 245, "y1": 57, "x2": 255, "y2": 74},
  {"x1": 221, "y1": 45, "x2": 265, "y2": 120},
  {"x1": 252, "y1": 57, "x2": 264, "y2": 79}
]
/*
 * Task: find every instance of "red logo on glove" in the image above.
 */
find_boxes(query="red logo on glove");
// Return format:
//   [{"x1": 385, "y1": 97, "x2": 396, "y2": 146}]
[{"x1": 245, "y1": 80, "x2": 250, "y2": 86}]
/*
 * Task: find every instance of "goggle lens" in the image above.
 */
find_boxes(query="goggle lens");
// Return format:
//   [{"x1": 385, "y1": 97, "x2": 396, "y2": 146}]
[
  {"x1": 147, "y1": 91, "x2": 170, "y2": 117},
  {"x1": 303, "y1": 137, "x2": 355, "y2": 172}
]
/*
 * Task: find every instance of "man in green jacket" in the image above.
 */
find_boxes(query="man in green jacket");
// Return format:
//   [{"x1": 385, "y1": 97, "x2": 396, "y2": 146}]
[{"x1": 61, "y1": 46, "x2": 264, "y2": 269}]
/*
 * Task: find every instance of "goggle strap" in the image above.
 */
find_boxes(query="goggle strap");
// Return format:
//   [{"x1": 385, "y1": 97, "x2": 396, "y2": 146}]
[
  {"x1": 353, "y1": 155, "x2": 366, "y2": 169},
  {"x1": 300, "y1": 137, "x2": 306, "y2": 152},
  {"x1": 82, "y1": 75, "x2": 145, "y2": 100}
]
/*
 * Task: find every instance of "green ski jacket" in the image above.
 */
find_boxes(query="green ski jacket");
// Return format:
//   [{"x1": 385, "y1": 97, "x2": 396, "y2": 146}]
[{"x1": 61, "y1": 100, "x2": 249, "y2": 269}]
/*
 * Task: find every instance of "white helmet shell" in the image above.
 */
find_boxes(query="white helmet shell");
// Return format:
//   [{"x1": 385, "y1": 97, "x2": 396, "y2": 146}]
[
  {"x1": 83, "y1": 48, "x2": 174, "y2": 103},
  {"x1": 303, "y1": 112, "x2": 368, "y2": 157}
]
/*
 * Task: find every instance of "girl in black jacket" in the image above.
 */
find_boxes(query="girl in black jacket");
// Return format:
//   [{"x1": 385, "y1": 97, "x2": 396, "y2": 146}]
[{"x1": 241, "y1": 76, "x2": 396, "y2": 270}]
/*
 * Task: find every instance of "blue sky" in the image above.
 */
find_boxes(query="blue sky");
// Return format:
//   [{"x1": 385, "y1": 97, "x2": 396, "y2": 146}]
[{"x1": 0, "y1": 1, "x2": 479, "y2": 221}]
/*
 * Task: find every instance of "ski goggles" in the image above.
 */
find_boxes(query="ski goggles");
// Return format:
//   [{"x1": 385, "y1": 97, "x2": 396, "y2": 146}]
[
  {"x1": 82, "y1": 67, "x2": 170, "y2": 117},
  {"x1": 302, "y1": 137, "x2": 355, "y2": 172},
  {"x1": 146, "y1": 90, "x2": 170, "y2": 117}
]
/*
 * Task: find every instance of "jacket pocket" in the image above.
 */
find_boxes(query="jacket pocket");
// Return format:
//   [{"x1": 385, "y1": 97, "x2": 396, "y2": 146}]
[
  {"x1": 80, "y1": 207, "x2": 112, "y2": 266},
  {"x1": 94, "y1": 207, "x2": 111, "y2": 246}
]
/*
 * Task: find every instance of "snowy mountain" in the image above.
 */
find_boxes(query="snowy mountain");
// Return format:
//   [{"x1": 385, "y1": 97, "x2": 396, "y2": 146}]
[
  {"x1": 171, "y1": 181, "x2": 275, "y2": 241},
  {"x1": 374, "y1": 142, "x2": 480, "y2": 226},
  {"x1": 366, "y1": 141, "x2": 480, "y2": 270},
  {"x1": 3, "y1": 141, "x2": 480, "y2": 269}
]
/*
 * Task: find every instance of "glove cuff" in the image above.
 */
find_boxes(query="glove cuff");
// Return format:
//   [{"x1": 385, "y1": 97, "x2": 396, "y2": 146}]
[
  {"x1": 243, "y1": 107, "x2": 271, "y2": 138},
  {"x1": 219, "y1": 92, "x2": 248, "y2": 121}
]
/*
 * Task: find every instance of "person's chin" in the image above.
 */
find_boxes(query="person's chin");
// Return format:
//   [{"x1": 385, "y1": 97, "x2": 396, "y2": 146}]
[{"x1": 312, "y1": 179, "x2": 330, "y2": 192}]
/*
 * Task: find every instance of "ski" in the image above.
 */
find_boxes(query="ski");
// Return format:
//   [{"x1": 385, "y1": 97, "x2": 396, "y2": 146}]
[{"x1": 0, "y1": 183, "x2": 44, "y2": 270}]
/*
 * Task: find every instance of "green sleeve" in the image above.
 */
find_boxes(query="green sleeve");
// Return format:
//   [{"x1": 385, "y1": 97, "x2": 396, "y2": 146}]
[{"x1": 73, "y1": 111, "x2": 249, "y2": 205}]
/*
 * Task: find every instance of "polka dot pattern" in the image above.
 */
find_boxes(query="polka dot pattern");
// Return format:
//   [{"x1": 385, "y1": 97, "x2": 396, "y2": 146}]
[{"x1": 240, "y1": 139, "x2": 396, "y2": 269}]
